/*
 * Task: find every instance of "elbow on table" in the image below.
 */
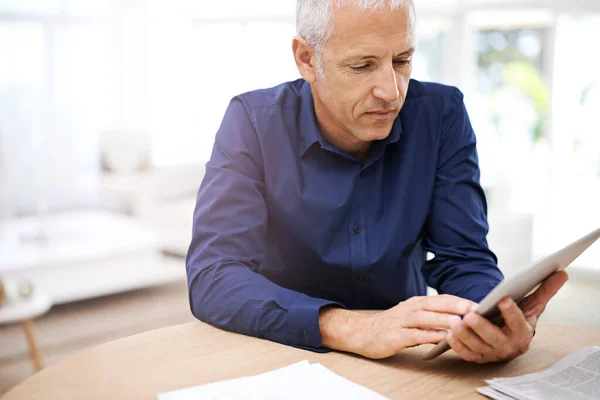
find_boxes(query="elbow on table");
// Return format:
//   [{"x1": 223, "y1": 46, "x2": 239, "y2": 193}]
[
  {"x1": 185, "y1": 262, "x2": 245, "y2": 332},
  {"x1": 185, "y1": 262, "x2": 217, "y2": 323}
]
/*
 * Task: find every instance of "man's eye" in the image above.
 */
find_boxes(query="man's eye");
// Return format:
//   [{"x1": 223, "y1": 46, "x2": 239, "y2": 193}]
[
  {"x1": 350, "y1": 64, "x2": 370, "y2": 71},
  {"x1": 394, "y1": 59, "x2": 412, "y2": 66}
]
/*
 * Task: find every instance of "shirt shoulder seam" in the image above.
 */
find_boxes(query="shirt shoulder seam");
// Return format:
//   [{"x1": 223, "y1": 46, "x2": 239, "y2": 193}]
[{"x1": 245, "y1": 103, "x2": 297, "y2": 112}]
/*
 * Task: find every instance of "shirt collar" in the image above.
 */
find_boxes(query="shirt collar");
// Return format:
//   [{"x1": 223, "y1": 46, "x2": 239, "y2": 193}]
[
  {"x1": 298, "y1": 81, "x2": 322, "y2": 156},
  {"x1": 298, "y1": 80, "x2": 403, "y2": 157},
  {"x1": 386, "y1": 117, "x2": 402, "y2": 144}
]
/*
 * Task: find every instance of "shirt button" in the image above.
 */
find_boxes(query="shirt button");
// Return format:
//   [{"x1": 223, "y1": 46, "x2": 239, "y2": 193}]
[{"x1": 353, "y1": 224, "x2": 362, "y2": 234}]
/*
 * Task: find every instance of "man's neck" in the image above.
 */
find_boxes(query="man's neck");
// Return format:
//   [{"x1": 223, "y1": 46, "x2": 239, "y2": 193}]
[
  {"x1": 355, "y1": 147, "x2": 370, "y2": 163},
  {"x1": 312, "y1": 99, "x2": 371, "y2": 162},
  {"x1": 318, "y1": 120, "x2": 371, "y2": 162}
]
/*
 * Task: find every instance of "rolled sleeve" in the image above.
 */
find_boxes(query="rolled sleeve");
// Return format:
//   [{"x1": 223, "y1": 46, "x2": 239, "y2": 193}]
[
  {"x1": 446, "y1": 281, "x2": 500, "y2": 304},
  {"x1": 287, "y1": 295, "x2": 346, "y2": 351}
]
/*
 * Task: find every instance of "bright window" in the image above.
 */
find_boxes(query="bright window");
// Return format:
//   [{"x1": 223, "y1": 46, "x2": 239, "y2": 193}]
[
  {"x1": 0, "y1": 11, "x2": 116, "y2": 215},
  {"x1": 147, "y1": 12, "x2": 299, "y2": 166},
  {"x1": 412, "y1": 18, "x2": 449, "y2": 83},
  {"x1": 473, "y1": 26, "x2": 551, "y2": 207}
]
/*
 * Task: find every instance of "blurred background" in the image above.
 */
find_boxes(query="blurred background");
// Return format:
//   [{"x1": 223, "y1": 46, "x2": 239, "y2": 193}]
[{"x1": 0, "y1": 0, "x2": 599, "y2": 394}]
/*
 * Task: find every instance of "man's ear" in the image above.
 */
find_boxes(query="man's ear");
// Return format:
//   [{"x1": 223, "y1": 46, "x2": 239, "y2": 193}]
[{"x1": 292, "y1": 36, "x2": 318, "y2": 83}]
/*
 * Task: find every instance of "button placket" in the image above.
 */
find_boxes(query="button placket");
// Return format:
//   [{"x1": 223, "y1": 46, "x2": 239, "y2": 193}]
[{"x1": 349, "y1": 164, "x2": 371, "y2": 303}]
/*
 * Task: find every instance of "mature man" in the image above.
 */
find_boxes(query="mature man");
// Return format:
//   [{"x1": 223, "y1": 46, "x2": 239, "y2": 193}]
[{"x1": 186, "y1": 0, "x2": 567, "y2": 363}]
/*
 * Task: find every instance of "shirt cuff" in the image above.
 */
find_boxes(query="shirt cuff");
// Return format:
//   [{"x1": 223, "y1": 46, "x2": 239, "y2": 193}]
[
  {"x1": 458, "y1": 281, "x2": 501, "y2": 303},
  {"x1": 287, "y1": 294, "x2": 345, "y2": 351}
]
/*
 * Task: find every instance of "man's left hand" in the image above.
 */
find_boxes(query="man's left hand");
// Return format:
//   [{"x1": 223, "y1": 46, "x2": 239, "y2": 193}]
[{"x1": 446, "y1": 270, "x2": 569, "y2": 363}]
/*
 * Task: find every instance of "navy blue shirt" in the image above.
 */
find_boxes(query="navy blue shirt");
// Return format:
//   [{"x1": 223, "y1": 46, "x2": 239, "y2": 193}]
[{"x1": 186, "y1": 78, "x2": 503, "y2": 351}]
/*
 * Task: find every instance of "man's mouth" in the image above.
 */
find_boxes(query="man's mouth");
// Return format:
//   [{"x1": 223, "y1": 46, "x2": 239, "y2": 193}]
[{"x1": 366, "y1": 109, "x2": 396, "y2": 119}]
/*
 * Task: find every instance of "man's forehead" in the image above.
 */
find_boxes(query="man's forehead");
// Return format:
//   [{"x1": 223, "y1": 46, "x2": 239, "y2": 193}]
[
  {"x1": 339, "y1": 43, "x2": 415, "y2": 62},
  {"x1": 327, "y1": 26, "x2": 415, "y2": 60}
]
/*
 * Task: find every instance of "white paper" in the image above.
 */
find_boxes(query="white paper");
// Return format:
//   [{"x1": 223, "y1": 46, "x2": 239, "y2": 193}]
[
  {"x1": 157, "y1": 360, "x2": 389, "y2": 400},
  {"x1": 476, "y1": 385, "x2": 521, "y2": 400},
  {"x1": 478, "y1": 346, "x2": 600, "y2": 400}
]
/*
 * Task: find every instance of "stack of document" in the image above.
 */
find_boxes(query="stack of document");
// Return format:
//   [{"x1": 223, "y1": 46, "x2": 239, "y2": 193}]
[
  {"x1": 478, "y1": 346, "x2": 600, "y2": 400},
  {"x1": 157, "y1": 360, "x2": 389, "y2": 400}
]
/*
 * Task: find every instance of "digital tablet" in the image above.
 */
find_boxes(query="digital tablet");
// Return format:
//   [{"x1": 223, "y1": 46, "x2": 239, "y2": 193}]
[{"x1": 422, "y1": 227, "x2": 600, "y2": 361}]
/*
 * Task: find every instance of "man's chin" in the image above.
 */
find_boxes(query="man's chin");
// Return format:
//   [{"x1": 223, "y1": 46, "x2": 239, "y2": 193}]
[
  {"x1": 362, "y1": 124, "x2": 395, "y2": 141},
  {"x1": 355, "y1": 129, "x2": 392, "y2": 143}
]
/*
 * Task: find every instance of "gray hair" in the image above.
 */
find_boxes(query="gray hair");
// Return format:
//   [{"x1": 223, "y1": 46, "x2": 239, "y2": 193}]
[{"x1": 296, "y1": 0, "x2": 415, "y2": 76}]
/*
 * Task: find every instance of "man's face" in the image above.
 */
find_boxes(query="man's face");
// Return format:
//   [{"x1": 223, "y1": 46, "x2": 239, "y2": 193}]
[{"x1": 312, "y1": 3, "x2": 415, "y2": 147}]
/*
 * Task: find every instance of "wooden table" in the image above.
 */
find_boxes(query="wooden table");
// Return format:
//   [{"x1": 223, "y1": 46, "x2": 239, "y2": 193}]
[{"x1": 2, "y1": 320, "x2": 599, "y2": 399}]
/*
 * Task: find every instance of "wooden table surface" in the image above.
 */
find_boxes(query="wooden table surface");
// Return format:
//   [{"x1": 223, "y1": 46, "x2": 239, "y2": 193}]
[{"x1": 2, "y1": 320, "x2": 599, "y2": 400}]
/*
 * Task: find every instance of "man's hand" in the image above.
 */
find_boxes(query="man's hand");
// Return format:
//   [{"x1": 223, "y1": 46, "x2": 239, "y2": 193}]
[
  {"x1": 446, "y1": 270, "x2": 569, "y2": 364},
  {"x1": 320, "y1": 294, "x2": 477, "y2": 359}
]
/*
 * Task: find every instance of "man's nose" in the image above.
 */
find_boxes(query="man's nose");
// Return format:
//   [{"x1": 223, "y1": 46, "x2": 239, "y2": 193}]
[{"x1": 372, "y1": 64, "x2": 399, "y2": 104}]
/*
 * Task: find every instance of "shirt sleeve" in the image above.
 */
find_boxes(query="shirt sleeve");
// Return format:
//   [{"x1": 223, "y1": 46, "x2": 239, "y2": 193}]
[
  {"x1": 421, "y1": 89, "x2": 504, "y2": 303},
  {"x1": 186, "y1": 97, "x2": 343, "y2": 351}
]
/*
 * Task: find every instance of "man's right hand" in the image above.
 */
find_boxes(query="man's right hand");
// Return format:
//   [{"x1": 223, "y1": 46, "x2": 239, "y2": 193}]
[{"x1": 319, "y1": 295, "x2": 477, "y2": 359}]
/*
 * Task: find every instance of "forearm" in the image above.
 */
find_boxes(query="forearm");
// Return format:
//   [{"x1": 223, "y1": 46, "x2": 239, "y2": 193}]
[
  {"x1": 188, "y1": 261, "x2": 342, "y2": 349},
  {"x1": 318, "y1": 307, "x2": 370, "y2": 353}
]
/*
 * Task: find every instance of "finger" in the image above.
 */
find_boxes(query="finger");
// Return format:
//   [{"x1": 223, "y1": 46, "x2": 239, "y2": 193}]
[
  {"x1": 525, "y1": 314, "x2": 538, "y2": 332},
  {"x1": 524, "y1": 271, "x2": 568, "y2": 315},
  {"x1": 499, "y1": 297, "x2": 532, "y2": 339},
  {"x1": 463, "y1": 312, "x2": 508, "y2": 350},
  {"x1": 447, "y1": 331, "x2": 484, "y2": 363},
  {"x1": 417, "y1": 294, "x2": 476, "y2": 315},
  {"x1": 450, "y1": 318, "x2": 494, "y2": 355},
  {"x1": 404, "y1": 310, "x2": 462, "y2": 329},
  {"x1": 402, "y1": 328, "x2": 447, "y2": 348}
]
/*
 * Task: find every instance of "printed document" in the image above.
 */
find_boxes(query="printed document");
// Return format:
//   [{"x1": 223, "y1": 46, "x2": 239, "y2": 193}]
[{"x1": 478, "y1": 346, "x2": 600, "y2": 400}]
